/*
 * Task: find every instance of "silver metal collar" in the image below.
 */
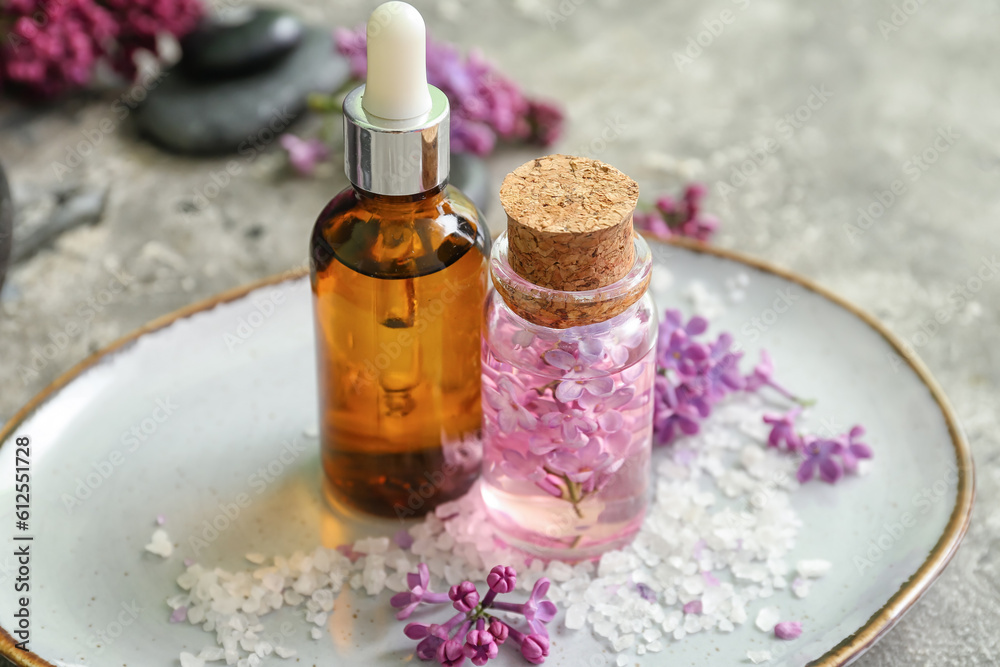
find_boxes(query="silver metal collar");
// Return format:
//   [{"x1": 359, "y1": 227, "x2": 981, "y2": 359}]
[{"x1": 343, "y1": 84, "x2": 450, "y2": 196}]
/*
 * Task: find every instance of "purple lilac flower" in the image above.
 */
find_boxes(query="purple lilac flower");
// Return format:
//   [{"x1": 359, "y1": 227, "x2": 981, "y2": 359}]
[
  {"x1": 511, "y1": 628, "x2": 550, "y2": 665},
  {"x1": 464, "y1": 624, "x2": 498, "y2": 666},
  {"x1": 487, "y1": 618, "x2": 508, "y2": 645},
  {"x1": 653, "y1": 377, "x2": 701, "y2": 444},
  {"x1": 839, "y1": 426, "x2": 873, "y2": 473},
  {"x1": 492, "y1": 579, "x2": 558, "y2": 636},
  {"x1": 540, "y1": 408, "x2": 596, "y2": 444},
  {"x1": 774, "y1": 621, "x2": 803, "y2": 640},
  {"x1": 543, "y1": 348, "x2": 614, "y2": 402},
  {"x1": 683, "y1": 599, "x2": 703, "y2": 615},
  {"x1": 633, "y1": 184, "x2": 718, "y2": 242},
  {"x1": 396, "y1": 565, "x2": 555, "y2": 664},
  {"x1": 390, "y1": 562, "x2": 450, "y2": 619},
  {"x1": 486, "y1": 565, "x2": 517, "y2": 594},
  {"x1": 578, "y1": 387, "x2": 634, "y2": 433},
  {"x1": 484, "y1": 376, "x2": 537, "y2": 433},
  {"x1": 280, "y1": 134, "x2": 330, "y2": 176},
  {"x1": 437, "y1": 637, "x2": 467, "y2": 667},
  {"x1": 763, "y1": 407, "x2": 804, "y2": 452},
  {"x1": 797, "y1": 438, "x2": 844, "y2": 484},
  {"x1": 636, "y1": 582, "x2": 657, "y2": 603},
  {"x1": 448, "y1": 581, "x2": 480, "y2": 613},
  {"x1": 1, "y1": 0, "x2": 117, "y2": 98},
  {"x1": 547, "y1": 437, "x2": 623, "y2": 486}
]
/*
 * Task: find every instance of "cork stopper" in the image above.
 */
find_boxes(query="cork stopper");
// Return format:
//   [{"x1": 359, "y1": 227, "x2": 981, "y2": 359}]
[{"x1": 495, "y1": 155, "x2": 648, "y2": 328}]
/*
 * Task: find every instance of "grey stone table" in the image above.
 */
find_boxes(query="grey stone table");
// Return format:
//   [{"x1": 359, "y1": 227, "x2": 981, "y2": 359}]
[{"x1": 1, "y1": 1, "x2": 997, "y2": 664}]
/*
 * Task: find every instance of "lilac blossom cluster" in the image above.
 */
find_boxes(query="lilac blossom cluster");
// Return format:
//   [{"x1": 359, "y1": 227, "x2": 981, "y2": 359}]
[
  {"x1": 0, "y1": 0, "x2": 202, "y2": 97},
  {"x1": 483, "y1": 322, "x2": 652, "y2": 520},
  {"x1": 393, "y1": 563, "x2": 556, "y2": 665},
  {"x1": 633, "y1": 183, "x2": 719, "y2": 242},
  {"x1": 653, "y1": 309, "x2": 873, "y2": 484},
  {"x1": 335, "y1": 25, "x2": 563, "y2": 156}
]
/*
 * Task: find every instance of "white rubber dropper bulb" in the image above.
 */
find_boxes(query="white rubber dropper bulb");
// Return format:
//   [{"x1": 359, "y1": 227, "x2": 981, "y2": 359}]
[{"x1": 362, "y1": 2, "x2": 433, "y2": 121}]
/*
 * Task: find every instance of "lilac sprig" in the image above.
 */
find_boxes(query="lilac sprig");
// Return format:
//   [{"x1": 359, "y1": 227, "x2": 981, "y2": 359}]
[
  {"x1": 634, "y1": 183, "x2": 719, "y2": 242},
  {"x1": 762, "y1": 413, "x2": 874, "y2": 485},
  {"x1": 652, "y1": 309, "x2": 746, "y2": 445},
  {"x1": 397, "y1": 564, "x2": 555, "y2": 665},
  {"x1": 334, "y1": 25, "x2": 563, "y2": 156},
  {"x1": 651, "y1": 308, "x2": 874, "y2": 484}
]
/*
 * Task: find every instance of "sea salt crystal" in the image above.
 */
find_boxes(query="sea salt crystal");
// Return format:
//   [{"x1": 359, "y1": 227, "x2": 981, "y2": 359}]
[
  {"x1": 310, "y1": 628, "x2": 322, "y2": 640},
  {"x1": 145, "y1": 529, "x2": 173, "y2": 558},
  {"x1": 274, "y1": 646, "x2": 296, "y2": 658},
  {"x1": 797, "y1": 559, "x2": 831, "y2": 578},
  {"x1": 565, "y1": 604, "x2": 588, "y2": 630},
  {"x1": 616, "y1": 655, "x2": 629, "y2": 667},
  {"x1": 354, "y1": 537, "x2": 390, "y2": 555},
  {"x1": 197, "y1": 646, "x2": 224, "y2": 661},
  {"x1": 179, "y1": 652, "x2": 204, "y2": 667},
  {"x1": 792, "y1": 577, "x2": 811, "y2": 598},
  {"x1": 755, "y1": 606, "x2": 780, "y2": 632},
  {"x1": 245, "y1": 553, "x2": 266, "y2": 565},
  {"x1": 747, "y1": 649, "x2": 772, "y2": 664}
]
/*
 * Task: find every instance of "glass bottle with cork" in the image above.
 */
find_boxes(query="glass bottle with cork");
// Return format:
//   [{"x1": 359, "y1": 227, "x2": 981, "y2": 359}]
[{"x1": 481, "y1": 154, "x2": 657, "y2": 560}]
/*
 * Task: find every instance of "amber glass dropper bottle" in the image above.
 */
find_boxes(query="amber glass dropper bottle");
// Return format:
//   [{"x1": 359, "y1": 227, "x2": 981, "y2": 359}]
[{"x1": 310, "y1": 1, "x2": 490, "y2": 517}]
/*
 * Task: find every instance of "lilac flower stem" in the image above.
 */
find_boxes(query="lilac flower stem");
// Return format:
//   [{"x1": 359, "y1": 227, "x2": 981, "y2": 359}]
[
  {"x1": 560, "y1": 474, "x2": 585, "y2": 519},
  {"x1": 767, "y1": 379, "x2": 816, "y2": 407},
  {"x1": 452, "y1": 619, "x2": 472, "y2": 640},
  {"x1": 481, "y1": 590, "x2": 497, "y2": 608},
  {"x1": 505, "y1": 623, "x2": 527, "y2": 645},
  {"x1": 442, "y1": 611, "x2": 467, "y2": 633},
  {"x1": 424, "y1": 592, "x2": 451, "y2": 604},
  {"x1": 488, "y1": 600, "x2": 524, "y2": 615}
]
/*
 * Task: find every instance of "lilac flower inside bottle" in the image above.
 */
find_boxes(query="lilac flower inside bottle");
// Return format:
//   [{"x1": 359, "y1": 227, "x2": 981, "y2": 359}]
[{"x1": 481, "y1": 155, "x2": 657, "y2": 560}]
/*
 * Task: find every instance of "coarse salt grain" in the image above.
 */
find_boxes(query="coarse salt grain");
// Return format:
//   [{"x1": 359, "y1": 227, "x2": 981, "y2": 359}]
[
  {"x1": 747, "y1": 649, "x2": 773, "y2": 664},
  {"x1": 755, "y1": 606, "x2": 780, "y2": 632},
  {"x1": 797, "y1": 559, "x2": 832, "y2": 578},
  {"x1": 145, "y1": 528, "x2": 173, "y2": 558}
]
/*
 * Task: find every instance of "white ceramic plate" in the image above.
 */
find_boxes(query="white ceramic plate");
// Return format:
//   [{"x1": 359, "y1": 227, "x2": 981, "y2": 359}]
[{"x1": 0, "y1": 240, "x2": 973, "y2": 667}]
